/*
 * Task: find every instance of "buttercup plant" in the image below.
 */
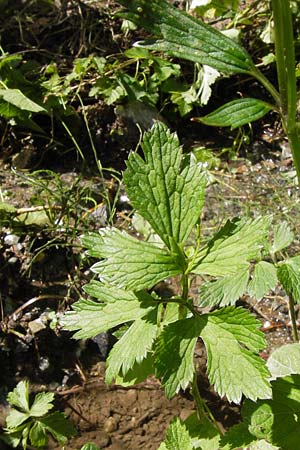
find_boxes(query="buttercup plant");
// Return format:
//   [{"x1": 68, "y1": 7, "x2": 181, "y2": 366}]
[{"x1": 63, "y1": 122, "x2": 300, "y2": 449}]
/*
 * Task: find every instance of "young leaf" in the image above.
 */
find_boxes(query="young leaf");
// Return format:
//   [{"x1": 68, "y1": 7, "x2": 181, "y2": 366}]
[
  {"x1": 5, "y1": 409, "x2": 30, "y2": 429},
  {"x1": 163, "y1": 417, "x2": 193, "y2": 450},
  {"x1": 200, "y1": 307, "x2": 271, "y2": 403},
  {"x1": 155, "y1": 317, "x2": 202, "y2": 398},
  {"x1": 124, "y1": 121, "x2": 206, "y2": 251},
  {"x1": 39, "y1": 411, "x2": 77, "y2": 444},
  {"x1": 62, "y1": 290, "x2": 156, "y2": 339},
  {"x1": 270, "y1": 222, "x2": 294, "y2": 255},
  {"x1": 80, "y1": 444, "x2": 100, "y2": 450},
  {"x1": 29, "y1": 421, "x2": 48, "y2": 448},
  {"x1": 118, "y1": 0, "x2": 255, "y2": 74},
  {"x1": 194, "y1": 98, "x2": 272, "y2": 129},
  {"x1": 277, "y1": 256, "x2": 300, "y2": 303},
  {"x1": 105, "y1": 310, "x2": 158, "y2": 383},
  {"x1": 248, "y1": 261, "x2": 278, "y2": 300},
  {"x1": 7, "y1": 381, "x2": 30, "y2": 413},
  {"x1": 199, "y1": 268, "x2": 249, "y2": 307},
  {"x1": 29, "y1": 392, "x2": 54, "y2": 418},
  {"x1": 192, "y1": 216, "x2": 272, "y2": 277},
  {"x1": 267, "y1": 343, "x2": 300, "y2": 379},
  {"x1": 85, "y1": 228, "x2": 182, "y2": 290},
  {"x1": 242, "y1": 375, "x2": 300, "y2": 450}
]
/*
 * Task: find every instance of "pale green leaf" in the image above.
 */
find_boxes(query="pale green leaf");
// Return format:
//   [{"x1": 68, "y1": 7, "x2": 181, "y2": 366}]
[
  {"x1": 30, "y1": 392, "x2": 54, "y2": 417},
  {"x1": 80, "y1": 444, "x2": 100, "y2": 450},
  {"x1": 5, "y1": 409, "x2": 30, "y2": 429},
  {"x1": 277, "y1": 256, "x2": 300, "y2": 303},
  {"x1": 242, "y1": 375, "x2": 300, "y2": 450},
  {"x1": 62, "y1": 289, "x2": 156, "y2": 339},
  {"x1": 119, "y1": 0, "x2": 255, "y2": 74},
  {"x1": 0, "y1": 89, "x2": 46, "y2": 112},
  {"x1": 270, "y1": 222, "x2": 294, "y2": 255},
  {"x1": 155, "y1": 317, "x2": 201, "y2": 398},
  {"x1": 248, "y1": 261, "x2": 278, "y2": 300},
  {"x1": 184, "y1": 412, "x2": 220, "y2": 450},
  {"x1": 29, "y1": 421, "x2": 48, "y2": 448},
  {"x1": 200, "y1": 307, "x2": 271, "y2": 403},
  {"x1": 249, "y1": 441, "x2": 279, "y2": 450},
  {"x1": 85, "y1": 228, "x2": 182, "y2": 290},
  {"x1": 7, "y1": 381, "x2": 30, "y2": 412},
  {"x1": 39, "y1": 411, "x2": 77, "y2": 444},
  {"x1": 124, "y1": 122, "x2": 206, "y2": 251},
  {"x1": 267, "y1": 343, "x2": 300, "y2": 379},
  {"x1": 105, "y1": 309, "x2": 158, "y2": 383},
  {"x1": 199, "y1": 268, "x2": 249, "y2": 307},
  {"x1": 196, "y1": 98, "x2": 272, "y2": 129},
  {"x1": 164, "y1": 417, "x2": 193, "y2": 450},
  {"x1": 192, "y1": 216, "x2": 272, "y2": 277}
]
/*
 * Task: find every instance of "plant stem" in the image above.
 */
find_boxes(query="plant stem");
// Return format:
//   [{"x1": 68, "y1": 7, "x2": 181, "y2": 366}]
[{"x1": 288, "y1": 295, "x2": 299, "y2": 342}]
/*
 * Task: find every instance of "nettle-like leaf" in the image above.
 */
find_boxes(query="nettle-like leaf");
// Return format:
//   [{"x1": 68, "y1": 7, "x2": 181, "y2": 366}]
[
  {"x1": 62, "y1": 286, "x2": 157, "y2": 339},
  {"x1": 105, "y1": 309, "x2": 158, "y2": 383},
  {"x1": 199, "y1": 307, "x2": 271, "y2": 403},
  {"x1": 277, "y1": 256, "x2": 300, "y2": 303},
  {"x1": 124, "y1": 122, "x2": 206, "y2": 251},
  {"x1": 242, "y1": 375, "x2": 300, "y2": 450},
  {"x1": 267, "y1": 343, "x2": 300, "y2": 379},
  {"x1": 118, "y1": 0, "x2": 255, "y2": 74},
  {"x1": 195, "y1": 98, "x2": 272, "y2": 129},
  {"x1": 84, "y1": 228, "x2": 182, "y2": 291},
  {"x1": 191, "y1": 216, "x2": 272, "y2": 276},
  {"x1": 248, "y1": 261, "x2": 278, "y2": 300}
]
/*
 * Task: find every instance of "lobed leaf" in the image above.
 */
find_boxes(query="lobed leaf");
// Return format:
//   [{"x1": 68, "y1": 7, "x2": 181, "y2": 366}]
[
  {"x1": 29, "y1": 392, "x2": 54, "y2": 418},
  {"x1": 84, "y1": 228, "x2": 182, "y2": 291},
  {"x1": 7, "y1": 381, "x2": 30, "y2": 413},
  {"x1": 200, "y1": 307, "x2": 271, "y2": 403},
  {"x1": 105, "y1": 309, "x2": 158, "y2": 383},
  {"x1": 39, "y1": 411, "x2": 77, "y2": 445},
  {"x1": 62, "y1": 288, "x2": 156, "y2": 339},
  {"x1": 124, "y1": 122, "x2": 206, "y2": 251},
  {"x1": 195, "y1": 98, "x2": 272, "y2": 129},
  {"x1": 29, "y1": 422, "x2": 48, "y2": 448},
  {"x1": 118, "y1": 0, "x2": 255, "y2": 74},
  {"x1": 155, "y1": 317, "x2": 202, "y2": 398},
  {"x1": 163, "y1": 417, "x2": 194, "y2": 450},
  {"x1": 270, "y1": 222, "x2": 294, "y2": 255},
  {"x1": 191, "y1": 216, "x2": 272, "y2": 277}
]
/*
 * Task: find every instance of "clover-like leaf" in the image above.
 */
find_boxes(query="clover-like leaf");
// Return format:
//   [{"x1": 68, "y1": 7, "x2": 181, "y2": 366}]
[
  {"x1": 200, "y1": 307, "x2": 271, "y2": 403},
  {"x1": 84, "y1": 228, "x2": 182, "y2": 290},
  {"x1": 192, "y1": 216, "x2": 272, "y2": 277},
  {"x1": 124, "y1": 122, "x2": 206, "y2": 251}
]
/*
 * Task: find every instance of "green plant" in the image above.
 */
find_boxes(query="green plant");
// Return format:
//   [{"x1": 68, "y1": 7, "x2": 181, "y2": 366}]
[
  {"x1": 62, "y1": 122, "x2": 300, "y2": 449},
  {"x1": 1, "y1": 380, "x2": 76, "y2": 449},
  {"x1": 117, "y1": 0, "x2": 300, "y2": 179}
]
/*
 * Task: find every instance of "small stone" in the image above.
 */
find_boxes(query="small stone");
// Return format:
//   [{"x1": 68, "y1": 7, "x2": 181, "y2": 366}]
[
  {"x1": 104, "y1": 416, "x2": 119, "y2": 433},
  {"x1": 8, "y1": 257, "x2": 18, "y2": 264},
  {"x1": 4, "y1": 234, "x2": 19, "y2": 246}
]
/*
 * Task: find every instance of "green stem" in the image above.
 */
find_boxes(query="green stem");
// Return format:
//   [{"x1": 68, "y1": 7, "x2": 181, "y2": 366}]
[
  {"x1": 252, "y1": 68, "x2": 281, "y2": 107},
  {"x1": 288, "y1": 295, "x2": 299, "y2": 342},
  {"x1": 179, "y1": 272, "x2": 189, "y2": 320}
]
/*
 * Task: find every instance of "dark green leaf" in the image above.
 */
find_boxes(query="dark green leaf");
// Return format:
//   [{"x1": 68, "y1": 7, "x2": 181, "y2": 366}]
[
  {"x1": 29, "y1": 421, "x2": 48, "y2": 448},
  {"x1": 277, "y1": 256, "x2": 300, "y2": 303},
  {"x1": 39, "y1": 411, "x2": 77, "y2": 444}
]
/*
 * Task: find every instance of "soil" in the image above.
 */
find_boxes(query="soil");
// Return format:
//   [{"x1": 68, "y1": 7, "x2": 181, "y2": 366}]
[{"x1": 0, "y1": 1, "x2": 299, "y2": 449}]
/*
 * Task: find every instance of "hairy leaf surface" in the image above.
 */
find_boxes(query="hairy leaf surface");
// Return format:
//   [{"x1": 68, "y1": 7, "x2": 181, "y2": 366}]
[
  {"x1": 124, "y1": 122, "x2": 206, "y2": 250},
  {"x1": 200, "y1": 307, "x2": 271, "y2": 403},
  {"x1": 85, "y1": 228, "x2": 182, "y2": 290},
  {"x1": 191, "y1": 216, "x2": 271, "y2": 276},
  {"x1": 196, "y1": 98, "x2": 272, "y2": 129},
  {"x1": 118, "y1": 0, "x2": 255, "y2": 74}
]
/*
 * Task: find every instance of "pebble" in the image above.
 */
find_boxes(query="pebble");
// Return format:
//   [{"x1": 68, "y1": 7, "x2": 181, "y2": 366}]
[
  {"x1": 104, "y1": 416, "x2": 119, "y2": 433},
  {"x1": 4, "y1": 234, "x2": 19, "y2": 246}
]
